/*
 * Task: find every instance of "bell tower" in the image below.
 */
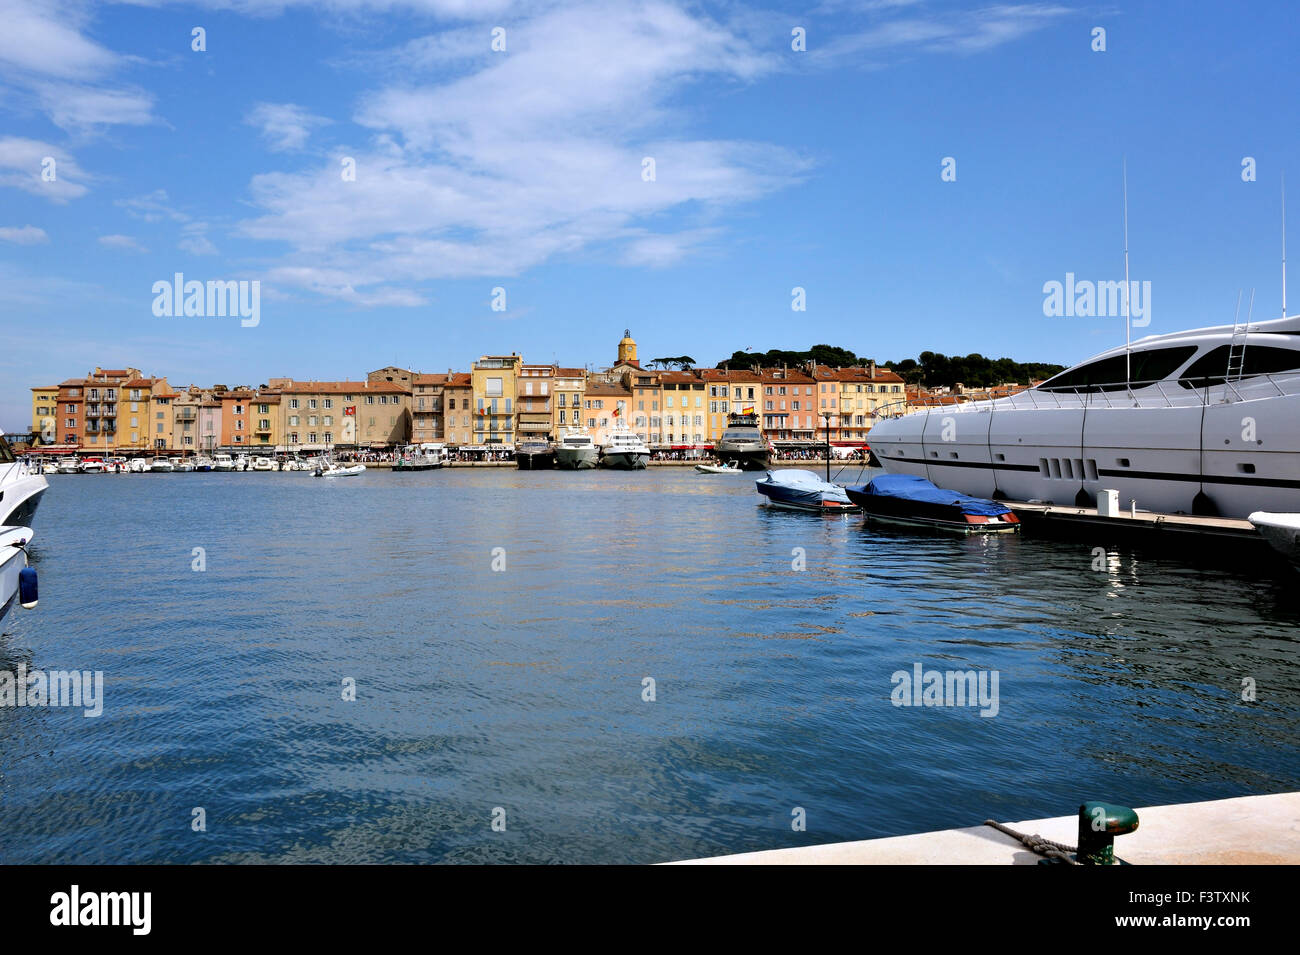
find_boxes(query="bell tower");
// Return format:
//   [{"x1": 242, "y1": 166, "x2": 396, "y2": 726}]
[{"x1": 617, "y1": 329, "x2": 638, "y2": 366}]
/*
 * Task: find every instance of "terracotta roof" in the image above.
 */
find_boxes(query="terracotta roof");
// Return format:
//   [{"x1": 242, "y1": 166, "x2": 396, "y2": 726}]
[
  {"x1": 446, "y1": 373, "x2": 472, "y2": 387},
  {"x1": 758, "y1": 367, "x2": 816, "y2": 384},
  {"x1": 412, "y1": 373, "x2": 451, "y2": 386},
  {"x1": 657, "y1": 370, "x2": 704, "y2": 385},
  {"x1": 122, "y1": 378, "x2": 159, "y2": 388},
  {"x1": 279, "y1": 379, "x2": 408, "y2": 394},
  {"x1": 554, "y1": 367, "x2": 586, "y2": 378},
  {"x1": 585, "y1": 380, "x2": 631, "y2": 397}
]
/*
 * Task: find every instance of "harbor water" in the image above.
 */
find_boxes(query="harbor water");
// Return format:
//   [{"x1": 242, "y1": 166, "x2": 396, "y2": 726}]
[{"x1": 2, "y1": 468, "x2": 1298, "y2": 863}]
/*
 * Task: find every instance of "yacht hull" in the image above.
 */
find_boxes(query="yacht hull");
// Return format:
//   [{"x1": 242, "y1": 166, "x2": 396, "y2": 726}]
[
  {"x1": 715, "y1": 444, "x2": 769, "y2": 471},
  {"x1": 516, "y1": 450, "x2": 555, "y2": 469},
  {"x1": 0, "y1": 526, "x2": 32, "y2": 625},
  {"x1": 601, "y1": 451, "x2": 649, "y2": 470},
  {"x1": 1, "y1": 474, "x2": 46, "y2": 527},
  {"x1": 554, "y1": 447, "x2": 598, "y2": 469}
]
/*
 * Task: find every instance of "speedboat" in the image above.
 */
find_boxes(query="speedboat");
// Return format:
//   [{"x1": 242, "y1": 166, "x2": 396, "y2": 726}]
[
  {"x1": 515, "y1": 441, "x2": 555, "y2": 469},
  {"x1": 233, "y1": 454, "x2": 249, "y2": 471},
  {"x1": 1248, "y1": 512, "x2": 1300, "y2": 569},
  {"x1": 128, "y1": 457, "x2": 149, "y2": 473},
  {"x1": 212, "y1": 453, "x2": 235, "y2": 471},
  {"x1": 715, "y1": 412, "x2": 769, "y2": 471},
  {"x1": 251, "y1": 456, "x2": 276, "y2": 471},
  {"x1": 599, "y1": 427, "x2": 650, "y2": 469},
  {"x1": 149, "y1": 457, "x2": 174, "y2": 472},
  {"x1": 79, "y1": 457, "x2": 105, "y2": 473},
  {"x1": 57, "y1": 458, "x2": 80, "y2": 474},
  {"x1": 554, "y1": 430, "x2": 598, "y2": 470},
  {"x1": 0, "y1": 525, "x2": 36, "y2": 623},
  {"x1": 0, "y1": 436, "x2": 48, "y2": 526},
  {"x1": 193, "y1": 455, "x2": 213, "y2": 472},
  {"x1": 846, "y1": 474, "x2": 1021, "y2": 534},
  {"x1": 866, "y1": 311, "x2": 1300, "y2": 519},
  {"x1": 695, "y1": 460, "x2": 742, "y2": 474},
  {"x1": 173, "y1": 458, "x2": 195, "y2": 472},
  {"x1": 314, "y1": 463, "x2": 366, "y2": 478},
  {"x1": 754, "y1": 469, "x2": 859, "y2": 512}
]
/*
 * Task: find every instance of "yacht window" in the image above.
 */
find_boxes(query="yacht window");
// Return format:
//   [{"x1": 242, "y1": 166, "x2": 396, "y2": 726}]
[
  {"x1": 1178, "y1": 344, "x2": 1300, "y2": 388},
  {"x1": 1038, "y1": 346, "x2": 1196, "y2": 392}
]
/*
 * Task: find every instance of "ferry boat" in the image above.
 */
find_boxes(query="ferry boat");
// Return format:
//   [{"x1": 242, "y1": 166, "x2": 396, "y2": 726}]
[
  {"x1": 0, "y1": 436, "x2": 47, "y2": 526},
  {"x1": 515, "y1": 441, "x2": 555, "y2": 469},
  {"x1": 554, "y1": 430, "x2": 598, "y2": 470},
  {"x1": 599, "y1": 427, "x2": 649, "y2": 469},
  {"x1": 865, "y1": 312, "x2": 1300, "y2": 519},
  {"x1": 715, "y1": 412, "x2": 769, "y2": 471}
]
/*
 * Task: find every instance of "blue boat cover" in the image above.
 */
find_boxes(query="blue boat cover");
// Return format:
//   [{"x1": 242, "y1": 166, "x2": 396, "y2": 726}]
[{"x1": 849, "y1": 474, "x2": 1012, "y2": 516}]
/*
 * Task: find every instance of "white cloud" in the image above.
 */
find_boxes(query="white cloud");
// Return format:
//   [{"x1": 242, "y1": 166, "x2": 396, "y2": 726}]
[
  {"x1": 0, "y1": 225, "x2": 49, "y2": 244},
  {"x1": 0, "y1": 0, "x2": 156, "y2": 132},
  {"x1": 116, "y1": 189, "x2": 189, "y2": 223},
  {"x1": 179, "y1": 222, "x2": 219, "y2": 255},
  {"x1": 99, "y1": 234, "x2": 147, "y2": 252},
  {"x1": 239, "y1": 0, "x2": 802, "y2": 303},
  {"x1": 0, "y1": 136, "x2": 90, "y2": 201},
  {"x1": 245, "y1": 102, "x2": 332, "y2": 152}
]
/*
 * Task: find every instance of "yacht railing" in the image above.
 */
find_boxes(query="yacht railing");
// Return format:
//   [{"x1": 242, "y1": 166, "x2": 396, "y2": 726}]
[{"x1": 873, "y1": 371, "x2": 1300, "y2": 418}]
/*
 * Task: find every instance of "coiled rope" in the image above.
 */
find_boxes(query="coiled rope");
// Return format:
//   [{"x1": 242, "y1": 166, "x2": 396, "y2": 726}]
[{"x1": 983, "y1": 819, "x2": 1080, "y2": 865}]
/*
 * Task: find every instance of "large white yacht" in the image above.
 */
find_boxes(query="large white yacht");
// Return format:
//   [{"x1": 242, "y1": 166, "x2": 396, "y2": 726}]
[
  {"x1": 867, "y1": 312, "x2": 1300, "y2": 519},
  {"x1": 599, "y1": 426, "x2": 650, "y2": 470},
  {"x1": 0, "y1": 435, "x2": 48, "y2": 526},
  {"x1": 554, "y1": 429, "x2": 599, "y2": 470}
]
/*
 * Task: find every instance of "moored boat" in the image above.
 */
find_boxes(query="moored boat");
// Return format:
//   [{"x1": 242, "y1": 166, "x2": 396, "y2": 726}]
[
  {"x1": 79, "y1": 457, "x2": 105, "y2": 473},
  {"x1": 212, "y1": 453, "x2": 235, "y2": 471},
  {"x1": 1248, "y1": 511, "x2": 1300, "y2": 569},
  {"x1": 251, "y1": 456, "x2": 276, "y2": 471},
  {"x1": 846, "y1": 474, "x2": 1020, "y2": 533},
  {"x1": 554, "y1": 430, "x2": 598, "y2": 470},
  {"x1": 314, "y1": 463, "x2": 366, "y2": 478},
  {"x1": 0, "y1": 436, "x2": 48, "y2": 527},
  {"x1": 754, "y1": 469, "x2": 859, "y2": 512},
  {"x1": 515, "y1": 441, "x2": 555, "y2": 469},
  {"x1": 715, "y1": 412, "x2": 769, "y2": 471},
  {"x1": 0, "y1": 525, "x2": 36, "y2": 623},
  {"x1": 149, "y1": 457, "x2": 174, "y2": 472},
  {"x1": 599, "y1": 427, "x2": 649, "y2": 470},
  {"x1": 394, "y1": 443, "x2": 448, "y2": 471}
]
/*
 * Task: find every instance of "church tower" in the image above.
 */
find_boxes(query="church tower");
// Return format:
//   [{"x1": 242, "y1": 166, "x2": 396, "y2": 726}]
[{"x1": 617, "y1": 329, "x2": 638, "y2": 367}]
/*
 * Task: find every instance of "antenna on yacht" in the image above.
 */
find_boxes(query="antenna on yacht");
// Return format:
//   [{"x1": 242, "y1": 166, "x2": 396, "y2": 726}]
[
  {"x1": 1282, "y1": 173, "x2": 1288, "y2": 318},
  {"x1": 1122, "y1": 158, "x2": 1132, "y2": 386}
]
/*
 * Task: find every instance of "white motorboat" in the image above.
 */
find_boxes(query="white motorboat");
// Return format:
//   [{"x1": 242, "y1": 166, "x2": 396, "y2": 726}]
[
  {"x1": 867, "y1": 312, "x2": 1300, "y2": 519},
  {"x1": 212, "y1": 453, "x2": 235, "y2": 471},
  {"x1": 79, "y1": 457, "x2": 105, "y2": 473},
  {"x1": 57, "y1": 458, "x2": 80, "y2": 474},
  {"x1": 173, "y1": 458, "x2": 195, "y2": 472},
  {"x1": 314, "y1": 463, "x2": 366, "y2": 478},
  {"x1": 1248, "y1": 512, "x2": 1300, "y2": 569},
  {"x1": 695, "y1": 460, "x2": 742, "y2": 474},
  {"x1": 715, "y1": 412, "x2": 769, "y2": 471},
  {"x1": 599, "y1": 427, "x2": 650, "y2": 470},
  {"x1": 554, "y1": 430, "x2": 599, "y2": 470},
  {"x1": 193, "y1": 455, "x2": 213, "y2": 472},
  {"x1": 149, "y1": 457, "x2": 174, "y2": 472},
  {"x1": 394, "y1": 443, "x2": 448, "y2": 471},
  {"x1": 233, "y1": 454, "x2": 249, "y2": 471},
  {"x1": 0, "y1": 436, "x2": 48, "y2": 527},
  {"x1": 0, "y1": 525, "x2": 36, "y2": 624},
  {"x1": 251, "y1": 456, "x2": 276, "y2": 471},
  {"x1": 128, "y1": 457, "x2": 150, "y2": 473}
]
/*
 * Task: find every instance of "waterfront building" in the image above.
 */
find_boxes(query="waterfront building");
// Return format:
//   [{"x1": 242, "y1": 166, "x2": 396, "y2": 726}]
[
  {"x1": 471, "y1": 355, "x2": 522, "y2": 449},
  {"x1": 171, "y1": 387, "x2": 203, "y2": 452},
  {"x1": 30, "y1": 387, "x2": 58, "y2": 442},
  {"x1": 583, "y1": 379, "x2": 632, "y2": 446},
  {"x1": 812, "y1": 363, "x2": 907, "y2": 447},
  {"x1": 119, "y1": 373, "x2": 171, "y2": 452},
  {"x1": 552, "y1": 367, "x2": 586, "y2": 436},
  {"x1": 272, "y1": 379, "x2": 410, "y2": 452},
  {"x1": 198, "y1": 395, "x2": 222, "y2": 453},
  {"x1": 517, "y1": 364, "x2": 555, "y2": 442},
  {"x1": 150, "y1": 385, "x2": 180, "y2": 452},
  {"x1": 55, "y1": 367, "x2": 154, "y2": 454},
  {"x1": 656, "y1": 370, "x2": 708, "y2": 449},
  {"x1": 249, "y1": 390, "x2": 282, "y2": 451},
  {"x1": 626, "y1": 368, "x2": 662, "y2": 445},
  {"x1": 759, "y1": 367, "x2": 818, "y2": 445},
  {"x1": 443, "y1": 373, "x2": 473, "y2": 447},
  {"x1": 411, "y1": 373, "x2": 451, "y2": 443}
]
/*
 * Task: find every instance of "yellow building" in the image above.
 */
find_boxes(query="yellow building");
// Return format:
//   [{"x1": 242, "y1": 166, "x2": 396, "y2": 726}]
[
  {"x1": 617, "y1": 329, "x2": 638, "y2": 366},
  {"x1": 30, "y1": 387, "x2": 58, "y2": 443},
  {"x1": 552, "y1": 367, "x2": 586, "y2": 436},
  {"x1": 121, "y1": 374, "x2": 170, "y2": 452},
  {"x1": 471, "y1": 354, "x2": 522, "y2": 447}
]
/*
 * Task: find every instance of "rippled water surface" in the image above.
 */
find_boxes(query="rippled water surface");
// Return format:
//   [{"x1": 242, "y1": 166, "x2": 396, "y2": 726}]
[{"x1": 2, "y1": 467, "x2": 1298, "y2": 863}]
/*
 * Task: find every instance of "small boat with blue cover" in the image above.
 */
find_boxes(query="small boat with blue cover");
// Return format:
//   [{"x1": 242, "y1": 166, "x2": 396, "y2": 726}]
[
  {"x1": 845, "y1": 474, "x2": 1020, "y2": 533},
  {"x1": 755, "y1": 469, "x2": 859, "y2": 513}
]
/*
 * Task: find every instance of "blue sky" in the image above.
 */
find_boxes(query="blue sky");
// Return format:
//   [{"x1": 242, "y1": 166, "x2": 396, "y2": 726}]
[{"x1": 3, "y1": 0, "x2": 1298, "y2": 429}]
